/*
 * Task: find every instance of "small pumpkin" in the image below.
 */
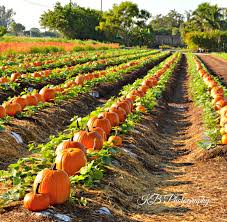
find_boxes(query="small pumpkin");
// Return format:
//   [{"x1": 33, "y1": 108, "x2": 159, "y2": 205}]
[
  {"x1": 108, "y1": 135, "x2": 122, "y2": 146},
  {"x1": 55, "y1": 148, "x2": 87, "y2": 176},
  {"x1": 11, "y1": 73, "x2": 21, "y2": 82},
  {"x1": 222, "y1": 134, "x2": 227, "y2": 144},
  {"x1": 33, "y1": 164, "x2": 70, "y2": 205},
  {"x1": 0, "y1": 77, "x2": 9, "y2": 84},
  {"x1": 136, "y1": 105, "x2": 147, "y2": 113},
  {"x1": 24, "y1": 183, "x2": 50, "y2": 212},
  {"x1": 114, "y1": 101, "x2": 131, "y2": 114}
]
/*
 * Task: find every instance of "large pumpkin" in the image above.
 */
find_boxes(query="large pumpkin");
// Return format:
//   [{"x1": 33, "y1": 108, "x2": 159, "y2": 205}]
[
  {"x1": 114, "y1": 101, "x2": 131, "y2": 114},
  {"x1": 55, "y1": 148, "x2": 87, "y2": 176},
  {"x1": 39, "y1": 88, "x2": 56, "y2": 102},
  {"x1": 87, "y1": 116, "x2": 112, "y2": 135},
  {"x1": 33, "y1": 164, "x2": 70, "y2": 205},
  {"x1": 73, "y1": 130, "x2": 103, "y2": 150},
  {"x1": 3, "y1": 102, "x2": 22, "y2": 116},
  {"x1": 98, "y1": 111, "x2": 119, "y2": 127},
  {"x1": 24, "y1": 183, "x2": 50, "y2": 211},
  {"x1": 56, "y1": 140, "x2": 86, "y2": 154},
  {"x1": 91, "y1": 127, "x2": 107, "y2": 141}
]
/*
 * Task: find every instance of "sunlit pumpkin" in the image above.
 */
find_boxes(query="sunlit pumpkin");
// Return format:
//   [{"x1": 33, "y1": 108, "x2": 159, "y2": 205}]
[
  {"x1": 33, "y1": 164, "x2": 70, "y2": 205},
  {"x1": 221, "y1": 134, "x2": 227, "y2": 144},
  {"x1": 98, "y1": 111, "x2": 120, "y2": 127},
  {"x1": 3, "y1": 102, "x2": 22, "y2": 116},
  {"x1": 73, "y1": 130, "x2": 103, "y2": 150},
  {"x1": 108, "y1": 135, "x2": 122, "y2": 146},
  {"x1": 0, "y1": 105, "x2": 6, "y2": 118},
  {"x1": 24, "y1": 183, "x2": 50, "y2": 212},
  {"x1": 22, "y1": 95, "x2": 38, "y2": 106},
  {"x1": 55, "y1": 148, "x2": 87, "y2": 176},
  {"x1": 109, "y1": 106, "x2": 127, "y2": 123},
  {"x1": 39, "y1": 88, "x2": 56, "y2": 102},
  {"x1": 56, "y1": 140, "x2": 86, "y2": 154}
]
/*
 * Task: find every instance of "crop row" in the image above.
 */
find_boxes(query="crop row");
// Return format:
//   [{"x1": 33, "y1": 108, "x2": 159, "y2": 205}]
[
  {"x1": 0, "y1": 49, "x2": 151, "y2": 75},
  {"x1": 0, "y1": 52, "x2": 170, "y2": 129},
  {"x1": 0, "y1": 52, "x2": 181, "y2": 209}
]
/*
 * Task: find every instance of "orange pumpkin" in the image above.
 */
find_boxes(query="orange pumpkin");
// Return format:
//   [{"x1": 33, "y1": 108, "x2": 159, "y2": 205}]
[
  {"x1": 73, "y1": 130, "x2": 103, "y2": 150},
  {"x1": 109, "y1": 106, "x2": 127, "y2": 123},
  {"x1": 87, "y1": 116, "x2": 112, "y2": 135},
  {"x1": 22, "y1": 95, "x2": 38, "y2": 106},
  {"x1": 136, "y1": 105, "x2": 147, "y2": 113},
  {"x1": 11, "y1": 97, "x2": 28, "y2": 110},
  {"x1": 75, "y1": 75, "x2": 85, "y2": 85},
  {"x1": 3, "y1": 102, "x2": 22, "y2": 116},
  {"x1": 33, "y1": 164, "x2": 70, "y2": 205},
  {"x1": 98, "y1": 111, "x2": 119, "y2": 127},
  {"x1": 56, "y1": 140, "x2": 86, "y2": 154},
  {"x1": 33, "y1": 93, "x2": 45, "y2": 103},
  {"x1": 91, "y1": 127, "x2": 107, "y2": 141},
  {"x1": 0, "y1": 77, "x2": 9, "y2": 84},
  {"x1": 55, "y1": 148, "x2": 87, "y2": 176},
  {"x1": 39, "y1": 88, "x2": 56, "y2": 102},
  {"x1": 0, "y1": 105, "x2": 6, "y2": 118},
  {"x1": 113, "y1": 101, "x2": 131, "y2": 114},
  {"x1": 108, "y1": 136, "x2": 122, "y2": 146},
  {"x1": 24, "y1": 183, "x2": 50, "y2": 212}
]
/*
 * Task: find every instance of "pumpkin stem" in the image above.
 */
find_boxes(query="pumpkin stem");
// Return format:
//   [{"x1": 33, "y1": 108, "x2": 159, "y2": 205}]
[
  {"x1": 70, "y1": 136, "x2": 74, "y2": 142},
  {"x1": 93, "y1": 138, "x2": 97, "y2": 150},
  {"x1": 35, "y1": 182, "x2": 41, "y2": 194},
  {"x1": 86, "y1": 125, "x2": 90, "y2": 132},
  {"x1": 51, "y1": 163, "x2": 57, "y2": 170},
  {"x1": 76, "y1": 120, "x2": 80, "y2": 129}
]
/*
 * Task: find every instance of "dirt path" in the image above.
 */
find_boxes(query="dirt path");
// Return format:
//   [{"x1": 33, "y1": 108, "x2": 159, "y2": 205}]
[
  {"x1": 197, "y1": 53, "x2": 227, "y2": 86},
  {"x1": 131, "y1": 55, "x2": 227, "y2": 221},
  {"x1": 0, "y1": 55, "x2": 226, "y2": 222}
]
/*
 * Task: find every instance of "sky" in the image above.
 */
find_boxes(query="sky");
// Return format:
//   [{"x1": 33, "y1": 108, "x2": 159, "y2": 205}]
[{"x1": 1, "y1": 0, "x2": 227, "y2": 30}]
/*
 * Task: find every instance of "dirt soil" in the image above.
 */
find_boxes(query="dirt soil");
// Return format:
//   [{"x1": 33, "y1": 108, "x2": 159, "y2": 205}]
[
  {"x1": 0, "y1": 55, "x2": 226, "y2": 221},
  {"x1": 197, "y1": 53, "x2": 227, "y2": 86},
  {"x1": 0, "y1": 56, "x2": 167, "y2": 169}
]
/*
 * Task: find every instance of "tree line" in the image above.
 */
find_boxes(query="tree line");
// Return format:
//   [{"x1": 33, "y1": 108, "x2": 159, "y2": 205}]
[{"x1": 1, "y1": 1, "x2": 227, "y2": 50}]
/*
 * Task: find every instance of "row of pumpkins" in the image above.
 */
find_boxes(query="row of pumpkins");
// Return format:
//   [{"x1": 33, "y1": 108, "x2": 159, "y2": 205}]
[
  {"x1": 0, "y1": 57, "x2": 110, "y2": 84},
  {"x1": 23, "y1": 56, "x2": 177, "y2": 212},
  {"x1": 194, "y1": 58, "x2": 227, "y2": 144},
  {"x1": 0, "y1": 61, "x2": 141, "y2": 118}
]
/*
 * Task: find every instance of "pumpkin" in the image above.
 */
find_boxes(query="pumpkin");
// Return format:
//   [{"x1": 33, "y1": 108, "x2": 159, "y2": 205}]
[
  {"x1": 24, "y1": 183, "x2": 50, "y2": 212},
  {"x1": 220, "y1": 127, "x2": 226, "y2": 135},
  {"x1": 3, "y1": 102, "x2": 22, "y2": 116},
  {"x1": 123, "y1": 98, "x2": 134, "y2": 111},
  {"x1": 39, "y1": 88, "x2": 56, "y2": 102},
  {"x1": 33, "y1": 164, "x2": 70, "y2": 205},
  {"x1": 109, "y1": 106, "x2": 127, "y2": 123},
  {"x1": 0, "y1": 77, "x2": 9, "y2": 84},
  {"x1": 136, "y1": 105, "x2": 146, "y2": 113},
  {"x1": 73, "y1": 130, "x2": 103, "y2": 150},
  {"x1": 55, "y1": 148, "x2": 87, "y2": 176},
  {"x1": 91, "y1": 127, "x2": 107, "y2": 141},
  {"x1": 221, "y1": 134, "x2": 227, "y2": 144},
  {"x1": 11, "y1": 97, "x2": 28, "y2": 110},
  {"x1": 114, "y1": 101, "x2": 131, "y2": 114},
  {"x1": 87, "y1": 116, "x2": 112, "y2": 135},
  {"x1": 0, "y1": 105, "x2": 6, "y2": 118},
  {"x1": 22, "y1": 95, "x2": 38, "y2": 106},
  {"x1": 75, "y1": 76, "x2": 85, "y2": 85},
  {"x1": 33, "y1": 93, "x2": 45, "y2": 103},
  {"x1": 98, "y1": 111, "x2": 119, "y2": 127},
  {"x1": 108, "y1": 136, "x2": 122, "y2": 146},
  {"x1": 56, "y1": 140, "x2": 86, "y2": 154},
  {"x1": 11, "y1": 73, "x2": 21, "y2": 82}
]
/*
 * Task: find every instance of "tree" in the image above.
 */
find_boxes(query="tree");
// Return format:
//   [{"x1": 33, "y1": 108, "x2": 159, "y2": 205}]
[
  {"x1": 30, "y1": 28, "x2": 41, "y2": 37},
  {"x1": 97, "y1": 1, "x2": 152, "y2": 46},
  {"x1": 0, "y1": 26, "x2": 7, "y2": 37},
  {"x1": 0, "y1": 5, "x2": 15, "y2": 29},
  {"x1": 10, "y1": 22, "x2": 25, "y2": 36},
  {"x1": 150, "y1": 10, "x2": 184, "y2": 35},
  {"x1": 40, "y1": 2, "x2": 104, "y2": 40}
]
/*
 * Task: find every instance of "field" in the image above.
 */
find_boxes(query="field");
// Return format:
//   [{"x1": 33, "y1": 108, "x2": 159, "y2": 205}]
[{"x1": 0, "y1": 47, "x2": 226, "y2": 222}]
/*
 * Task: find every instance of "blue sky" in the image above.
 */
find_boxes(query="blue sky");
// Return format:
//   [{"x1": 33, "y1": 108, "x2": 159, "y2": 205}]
[{"x1": 1, "y1": 0, "x2": 227, "y2": 30}]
